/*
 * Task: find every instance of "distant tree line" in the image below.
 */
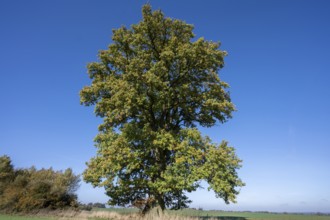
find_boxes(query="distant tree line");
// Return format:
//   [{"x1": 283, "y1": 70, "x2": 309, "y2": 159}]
[
  {"x1": 87, "y1": 202, "x2": 106, "y2": 209},
  {"x1": 0, "y1": 155, "x2": 80, "y2": 213},
  {"x1": 79, "y1": 202, "x2": 106, "y2": 211}
]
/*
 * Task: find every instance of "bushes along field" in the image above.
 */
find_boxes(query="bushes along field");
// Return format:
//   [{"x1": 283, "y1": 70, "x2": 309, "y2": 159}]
[{"x1": 0, "y1": 155, "x2": 80, "y2": 213}]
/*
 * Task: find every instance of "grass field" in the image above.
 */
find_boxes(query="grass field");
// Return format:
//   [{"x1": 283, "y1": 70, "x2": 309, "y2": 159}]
[
  {"x1": 166, "y1": 209, "x2": 330, "y2": 220},
  {"x1": 0, "y1": 214, "x2": 54, "y2": 220},
  {"x1": 1, "y1": 209, "x2": 330, "y2": 220},
  {"x1": 92, "y1": 208, "x2": 330, "y2": 220}
]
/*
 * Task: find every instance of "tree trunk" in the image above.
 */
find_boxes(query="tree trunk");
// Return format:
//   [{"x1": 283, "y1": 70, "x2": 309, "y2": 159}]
[{"x1": 156, "y1": 194, "x2": 165, "y2": 212}]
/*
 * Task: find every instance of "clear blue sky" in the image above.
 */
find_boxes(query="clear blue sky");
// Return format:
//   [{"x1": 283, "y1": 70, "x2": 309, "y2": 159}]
[{"x1": 1, "y1": 0, "x2": 329, "y2": 213}]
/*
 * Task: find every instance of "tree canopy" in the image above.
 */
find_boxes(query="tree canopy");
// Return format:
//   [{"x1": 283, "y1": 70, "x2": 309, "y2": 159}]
[{"x1": 81, "y1": 4, "x2": 244, "y2": 213}]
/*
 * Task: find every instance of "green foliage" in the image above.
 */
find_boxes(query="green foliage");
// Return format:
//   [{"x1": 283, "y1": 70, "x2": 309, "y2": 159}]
[
  {"x1": 0, "y1": 156, "x2": 15, "y2": 196},
  {"x1": 0, "y1": 156, "x2": 80, "y2": 213},
  {"x1": 81, "y1": 4, "x2": 244, "y2": 212},
  {"x1": 90, "y1": 203, "x2": 106, "y2": 209}
]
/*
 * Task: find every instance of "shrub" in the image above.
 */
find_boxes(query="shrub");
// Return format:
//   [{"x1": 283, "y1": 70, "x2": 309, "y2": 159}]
[{"x1": 0, "y1": 155, "x2": 80, "y2": 213}]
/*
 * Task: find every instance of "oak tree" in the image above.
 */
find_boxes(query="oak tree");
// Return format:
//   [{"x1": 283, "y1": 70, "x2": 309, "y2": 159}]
[{"x1": 81, "y1": 4, "x2": 244, "y2": 213}]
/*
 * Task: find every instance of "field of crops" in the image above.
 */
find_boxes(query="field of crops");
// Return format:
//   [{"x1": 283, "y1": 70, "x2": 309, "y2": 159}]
[{"x1": 1, "y1": 209, "x2": 330, "y2": 220}]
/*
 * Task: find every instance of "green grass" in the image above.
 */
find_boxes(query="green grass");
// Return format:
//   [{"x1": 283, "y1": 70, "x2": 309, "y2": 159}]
[
  {"x1": 102, "y1": 207, "x2": 330, "y2": 220},
  {"x1": 0, "y1": 214, "x2": 54, "y2": 220},
  {"x1": 166, "y1": 209, "x2": 330, "y2": 220}
]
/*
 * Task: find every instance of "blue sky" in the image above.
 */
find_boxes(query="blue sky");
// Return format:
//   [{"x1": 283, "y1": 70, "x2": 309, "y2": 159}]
[{"x1": 1, "y1": 0, "x2": 329, "y2": 213}]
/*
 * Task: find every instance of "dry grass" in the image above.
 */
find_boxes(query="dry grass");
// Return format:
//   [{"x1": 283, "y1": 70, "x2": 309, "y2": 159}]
[
  {"x1": 43, "y1": 208, "x2": 217, "y2": 220},
  {"x1": 0, "y1": 209, "x2": 204, "y2": 220},
  {"x1": 79, "y1": 210, "x2": 205, "y2": 220}
]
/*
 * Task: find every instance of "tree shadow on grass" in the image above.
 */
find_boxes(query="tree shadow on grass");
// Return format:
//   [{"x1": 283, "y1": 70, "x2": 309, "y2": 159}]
[{"x1": 196, "y1": 216, "x2": 247, "y2": 220}]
